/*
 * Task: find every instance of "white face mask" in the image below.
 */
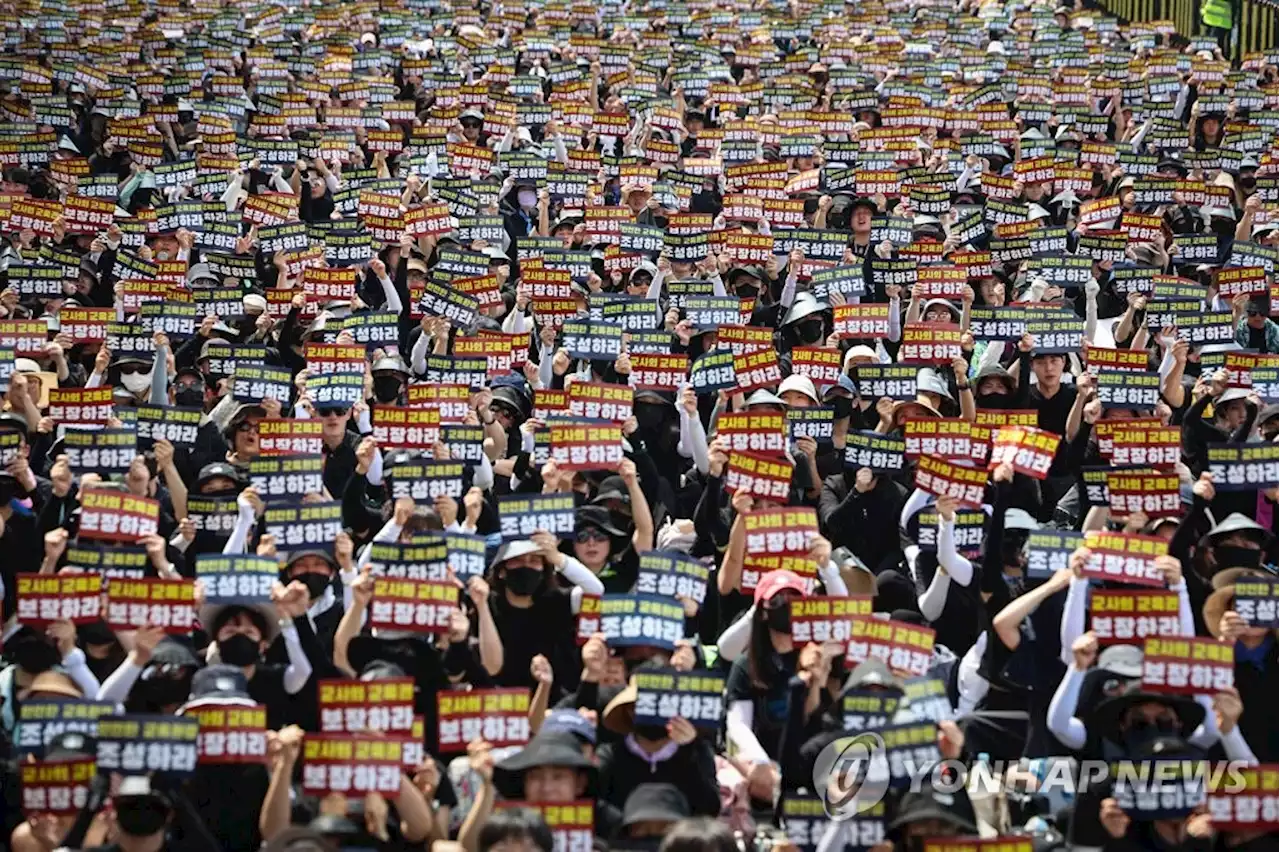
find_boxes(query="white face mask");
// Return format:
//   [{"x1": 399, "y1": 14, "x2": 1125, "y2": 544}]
[
  {"x1": 121, "y1": 371, "x2": 153, "y2": 393},
  {"x1": 154, "y1": 250, "x2": 172, "y2": 261}
]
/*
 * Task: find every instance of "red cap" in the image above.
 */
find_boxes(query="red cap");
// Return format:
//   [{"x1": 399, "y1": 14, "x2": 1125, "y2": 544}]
[{"x1": 753, "y1": 570, "x2": 807, "y2": 606}]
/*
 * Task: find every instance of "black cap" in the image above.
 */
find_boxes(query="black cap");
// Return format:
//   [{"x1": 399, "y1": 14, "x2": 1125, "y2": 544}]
[
  {"x1": 187, "y1": 664, "x2": 251, "y2": 702},
  {"x1": 196, "y1": 462, "x2": 246, "y2": 489},
  {"x1": 621, "y1": 783, "x2": 691, "y2": 826}
]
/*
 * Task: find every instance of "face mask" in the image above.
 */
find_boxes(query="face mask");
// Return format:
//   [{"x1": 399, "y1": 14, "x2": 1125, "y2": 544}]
[
  {"x1": 114, "y1": 799, "x2": 170, "y2": 837},
  {"x1": 295, "y1": 573, "x2": 331, "y2": 601},
  {"x1": 87, "y1": 649, "x2": 126, "y2": 683},
  {"x1": 175, "y1": 386, "x2": 204, "y2": 408},
  {"x1": 504, "y1": 566, "x2": 543, "y2": 596},
  {"x1": 373, "y1": 376, "x2": 403, "y2": 403},
  {"x1": 765, "y1": 604, "x2": 792, "y2": 633},
  {"x1": 517, "y1": 189, "x2": 537, "y2": 209},
  {"x1": 796, "y1": 319, "x2": 824, "y2": 344},
  {"x1": 1214, "y1": 545, "x2": 1262, "y2": 569},
  {"x1": 977, "y1": 392, "x2": 1013, "y2": 410},
  {"x1": 154, "y1": 250, "x2": 172, "y2": 262},
  {"x1": 217, "y1": 634, "x2": 261, "y2": 667},
  {"x1": 632, "y1": 723, "x2": 668, "y2": 741},
  {"x1": 734, "y1": 282, "x2": 759, "y2": 298},
  {"x1": 121, "y1": 371, "x2": 153, "y2": 393},
  {"x1": 634, "y1": 405, "x2": 667, "y2": 433},
  {"x1": 831, "y1": 397, "x2": 854, "y2": 420}
]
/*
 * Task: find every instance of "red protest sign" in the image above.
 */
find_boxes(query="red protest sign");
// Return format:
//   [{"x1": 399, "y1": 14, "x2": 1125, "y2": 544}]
[
  {"x1": 1109, "y1": 425, "x2": 1181, "y2": 468},
  {"x1": 914, "y1": 455, "x2": 988, "y2": 507},
  {"x1": 916, "y1": 265, "x2": 967, "y2": 299},
  {"x1": 900, "y1": 323, "x2": 962, "y2": 364},
  {"x1": 494, "y1": 802, "x2": 594, "y2": 852},
  {"x1": 1082, "y1": 531, "x2": 1169, "y2": 587},
  {"x1": 847, "y1": 616, "x2": 936, "y2": 676},
  {"x1": 716, "y1": 325, "x2": 774, "y2": 355},
  {"x1": 724, "y1": 450, "x2": 793, "y2": 502},
  {"x1": 743, "y1": 507, "x2": 818, "y2": 557},
  {"x1": 304, "y1": 343, "x2": 368, "y2": 376},
  {"x1": 733, "y1": 348, "x2": 783, "y2": 392},
  {"x1": 1089, "y1": 589, "x2": 1182, "y2": 643},
  {"x1": 15, "y1": 573, "x2": 103, "y2": 626},
  {"x1": 988, "y1": 425, "x2": 1061, "y2": 479},
  {"x1": 257, "y1": 419, "x2": 323, "y2": 456},
  {"x1": 1214, "y1": 266, "x2": 1268, "y2": 298},
  {"x1": 407, "y1": 384, "x2": 472, "y2": 421},
  {"x1": 549, "y1": 422, "x2": 623, "y2": 471},
  {"x1": 1208, "y1": 765, "x2": 1279, "y2": 830},
  {"x1": 1106, "y1": 470, "x2": 1181, "y2": 517},
  {"x1": 59, "y1": 308, "x2": 114, "y2": 344},
  {"x1": 790, "y1": 347, "x2": 842, "y2": 384},
  {"x1": 718, "y1": 412, "x2": 787, "y2": 456},
  {"x1": 405, "y1": 203, "x2": 453, "y2": 237},
  {"x1": 20, "y1": 758, "x2": 96, "y2": 814},
  {"x1": 567, "y1": 381, "x2": 633, "y2": 422},
  {"x1": 78, "y1": 489, "x2": 160, "y2": 543},
  {"x1": 368, "y1": 577, "x2": 458, "y2": 634},
  {"x1": 628, "y1": 354, "x2": 688, "y2": 391},
  {"x1": 48, "y1": 386, "x2": 115, "y2": 425},
  {"x1": 833, "y1": 304, "x2": 890, "y2": 338},
  {"x1": 302, "y1": 266, "x2": 357, "y2": 304},
  {"x1": 301, "y1": 735, "x2": 403, "y2": 799},
  {"x1": 790, "y1": 597, "x2": 874, "y2": 644},
  {"x1": 1141, "y1": 637, "x2": 1234, "y2": 695},
  {"x1": 1095, "y1": 417, "x2": 1165, "y2": 459},
  {"x1": 903, "y1": 419, "x2": 986, "y2": 463},
  {"x1": 372, "y1": 406, "x2": 443, "y2": 449},
  {"x1": 104, "y1": 577, "x2": 197, "y2": 633},
  {"x1": 437, "y1": 688, "x2": 532, "y2": 752},
  {"x1": 318, "y1": 679, "x2": 416, "y2": 733},
  {"x1": 1086, "y1": 345, "x2": 1150, "y2": 372},
  {"x1": 188, "y1": 704, "x2": 269, "y2": 765}
]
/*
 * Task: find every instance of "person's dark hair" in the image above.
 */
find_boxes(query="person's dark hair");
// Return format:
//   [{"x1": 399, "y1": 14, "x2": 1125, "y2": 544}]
[
  {"x1": 658, "y1": 818, "x2": 739, "y2": 852},
  {"x1": 478, "y1": 807, "x2": 554, "y2": 852},
  {"x1": 747, "y1": 606, "x2": 781, "y2": 690}
]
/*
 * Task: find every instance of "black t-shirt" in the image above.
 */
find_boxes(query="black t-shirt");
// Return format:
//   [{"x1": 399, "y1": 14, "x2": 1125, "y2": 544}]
[
  {"x1": 1031, "y1": 383, "x2": 1079, "y2": 475},
  {"x1": 725, "y1": 650, "x2": 799, "y2": 760},
  {"x1": 488, "y1": 587, "x2": 579, "y2": 695}
]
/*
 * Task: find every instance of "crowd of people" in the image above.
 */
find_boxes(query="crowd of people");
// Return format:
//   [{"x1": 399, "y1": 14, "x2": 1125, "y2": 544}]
[{"x1": 0, "y1": 0, "x2": 1276, "y2": 849}]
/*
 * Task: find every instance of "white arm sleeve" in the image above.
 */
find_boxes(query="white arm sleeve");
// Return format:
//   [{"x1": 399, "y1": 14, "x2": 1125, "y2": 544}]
[
  {"x1": 365, "y1": 446, "x2": 384, "y2": 486},
  {"x1": 1173, "y1": 582, "x2": 1194, "y2": 636},
  {"x1": 558, "y1": 555, "x2": 604, "y2": 596},
  {"x1": 281, "y1": 622, "x2": 313, "y2": 695},
  {"x1": 1059, "y1": 576, "x2": 1090, "y2": 666},
  {"x1": 727, "y1": 699, "x2": 771, "y2": 765},
  {"x1": 376, "y1": 274, "x2": 402, "y2": 314},
  {"x1": 222, "y1": 499, "x2": 257, "y2": 554},
  {"x1": 716, "y1": 607, "x2": 754, "y2": 662},
  {"x1": 935, "y1": 518, "x2": 974, "y2": 586},
  {"x1": 96, "y1": 658, "x2": 143, "y2": 704},
  {"x1": 918, "y1": 569, "x2": 951, "y2": 622},
  {"x1": 472, "y1": 453, "x2": 494, "y2": 491},
  {"x1": 411, "y1": 331, "x2": 431, "y2": 376},
  {"x1": 886, "y1": 296, "x2": 902, "y2": 343},
  {"x1": 677, "y1": 405, "x2": 710, "y2": 474},
  {"x1": 59, "y1": 648, "x2": 101, "y2": 702},
  {"x1": 1046, "y1": 665, "x2": 1088, "y2": 750},
  {"x1": 899, "y1": 488, "x2": 932, "y2": 530},
  {"x1": 817, "y1": 560, "x2": 848, "y2": 596}
]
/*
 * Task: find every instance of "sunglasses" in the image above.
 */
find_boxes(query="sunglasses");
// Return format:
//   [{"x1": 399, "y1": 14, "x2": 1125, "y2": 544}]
[
  {"x1": 317, "y1": 407, "x2": 350, "y2": 418},
  {"x1": 575, "y1": 528, "x2": 611, "y2": 543},
  {"x1": 461, "y1": 120, "x2": 483, "y2": 129},
  {"x1": 236, "y1": 421, "x2": 259, "y2": 434},
  {"x1": 119, "y1": 364, "x2": 150, "y2": 375}
]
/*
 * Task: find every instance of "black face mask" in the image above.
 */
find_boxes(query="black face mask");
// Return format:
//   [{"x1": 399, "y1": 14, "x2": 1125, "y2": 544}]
[
  {"x1": 734, "y1": 282, "x2": 759, "y2": 298},
  {"x1": 632, "y1": 723, "x2": 668, "y2": 740},
  {"x1": 831, "y1": 396, "x2": 854, "y2": 420},
  {"x1": 217, "y1": 634, "x2": 261, "y2": 667},
  {"x1": 977, "y1": 392, "x2": 1014, "y2": 410},
  {"x1": 504, "y1": 566, "x2": 543, "y2": 596},
  {"x1": 87, "y1": 649, "x2": 127, "y2": 683},
  {"x1": 373, "y1": 376, "x2": 403, "y2": 403},
  {"x1": 114, "y1": 799, "x2": 170, "y2": 837},
  {"x1": 294, "y1": 572, "x2": 331, "y2": 601},
  {"x1": 1122, "y1": 716, "x2": 1178, "y2": 752},
  {"x1": 175, "y1": 386, "x2": 204, "y2": 408},
  {"x1": 765, "y1": 605, "x2": 792, "y2": 633},
  {"x1": 796, "y1": 319, "x2": 825, "y2": 344},
  {"x1": 634, "y1": 405, "x2": 668, "y2": 433},
  {"x1": 1214, "y1": 545, "x2": 1262, "y2": 570}
]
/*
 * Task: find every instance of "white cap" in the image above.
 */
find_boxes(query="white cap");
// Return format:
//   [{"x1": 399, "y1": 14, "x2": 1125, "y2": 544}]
[
  {"x1": 779, "y1": 374, "x2": 819, "y2": 404},
  {"x1": 844, "y1": 345, "x2": 878, "y2": 367},
  {"x1": 986, "y1": 40, "x2": 1006, "y2": 54}
]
